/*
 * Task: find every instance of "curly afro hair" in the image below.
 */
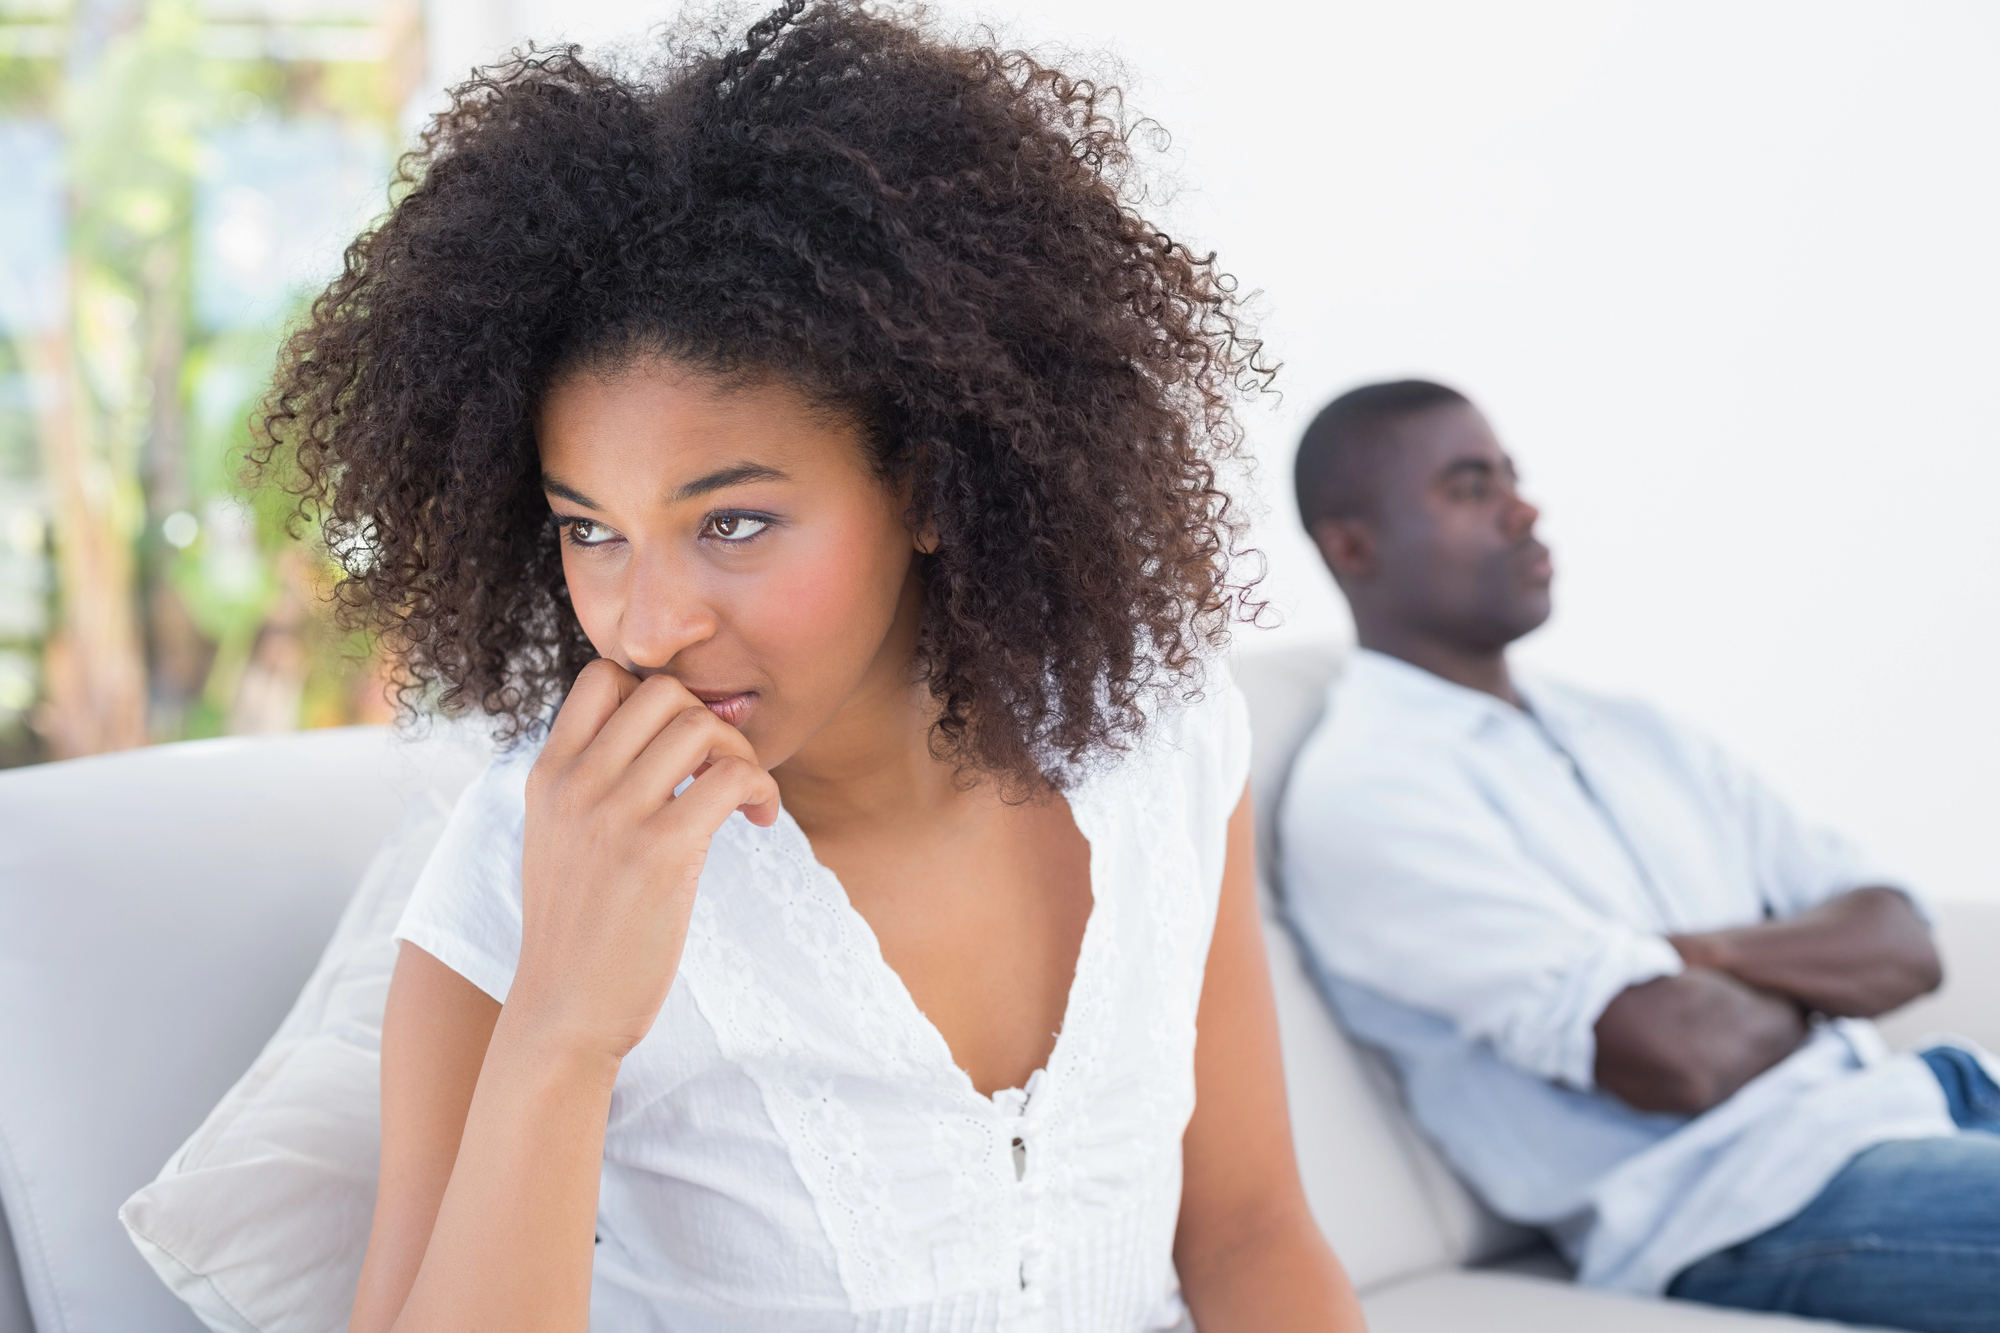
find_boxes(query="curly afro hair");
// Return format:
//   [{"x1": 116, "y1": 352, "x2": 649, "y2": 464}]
[{"x1": 258, "y1": 0, "x2": 1271, "y2": 786}]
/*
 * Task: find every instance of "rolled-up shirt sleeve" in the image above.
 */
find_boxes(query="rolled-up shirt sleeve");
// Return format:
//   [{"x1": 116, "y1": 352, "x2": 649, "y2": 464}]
[{"x1": 1281, "y1": 760, "x2": 1683, "y2": 1091}]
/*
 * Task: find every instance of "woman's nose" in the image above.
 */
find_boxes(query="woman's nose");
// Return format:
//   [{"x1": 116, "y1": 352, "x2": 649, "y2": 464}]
[{"x1": 619, "y1": 553, "x2": 717, "y2": 669}]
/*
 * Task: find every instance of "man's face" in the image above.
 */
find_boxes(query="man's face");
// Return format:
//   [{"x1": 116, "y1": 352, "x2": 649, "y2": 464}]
[{"x1": 1356, "y1": 403, "x2": 1554, "y2": 649}]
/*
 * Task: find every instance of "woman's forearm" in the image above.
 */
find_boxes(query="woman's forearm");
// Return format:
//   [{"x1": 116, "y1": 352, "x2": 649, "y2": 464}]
[
  {"x1": 1178, "y1": 1205, "x2": 1366, "y2": 1333},
  {"x1": 388, "y1": 1005, "x2": 621, "y2": 1333}
]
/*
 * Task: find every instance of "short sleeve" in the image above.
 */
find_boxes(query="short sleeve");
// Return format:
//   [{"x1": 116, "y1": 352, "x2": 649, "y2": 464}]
[
  {"x1": 1281, "y1": 747, "x2": 1683, "y2": 1091},
  {"x1": 1154, "y1": 665, "x2": 1252, "y2": 914},
  {"x1": 1205, "y1": 671, "x2": 1253, "y2": 818},
  {"x1": 392, "y1": 740, "x2": 541, "y2": 1003},
  {"x1": 1169, "y1": 664, "x2": 1251, "y2": 818}
]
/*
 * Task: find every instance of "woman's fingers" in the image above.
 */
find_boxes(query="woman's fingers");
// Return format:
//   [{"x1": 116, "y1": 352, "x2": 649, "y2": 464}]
[
  {"x1": 656, "y1": 754, "x2": 782, "y2": 833},
  {"x1": 566, "y1": 673, "x2": 712, "y2": 791},
  {"x1": 541, "y1": 667, "x2": 774, "y2": 831},
  {"x1": 620, "y1": 703, "x2": 762, "y2": 813},
  {"x1": 538, "y1": 659, "x2": 638, "y2": 769}
]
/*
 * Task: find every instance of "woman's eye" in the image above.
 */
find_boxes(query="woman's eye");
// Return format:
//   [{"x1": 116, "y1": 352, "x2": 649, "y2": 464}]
[
  {"x1": 564, "y1": 518, "x2": 617, "y2": 547},
  {"x1": 705, "y1": 514, "x2": 770, "y2": 543}
]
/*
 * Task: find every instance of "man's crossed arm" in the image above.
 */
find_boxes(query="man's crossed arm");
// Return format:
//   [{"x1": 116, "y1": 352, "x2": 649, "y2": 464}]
[{"x1": 1593, "y1": 888, "x2": 1942, "y2": 1116}]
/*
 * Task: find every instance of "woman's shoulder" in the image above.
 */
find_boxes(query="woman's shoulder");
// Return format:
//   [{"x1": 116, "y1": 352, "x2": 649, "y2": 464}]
[
  {"x1": 1154, "y1": 662, "x2": 1251, "y2": 789},
  {"x1": 424, "y1": 734, "x2": 543, "y2": 879},
  {"x1": 391, "y1": 734, "x2": 546, "y2": 1003},
  {"x1": 1093, "y1": 661, "x2": 1251, "y2": 819},
  {"x1": 455, "y1": 733, "x2": 542, "y2": 816}
]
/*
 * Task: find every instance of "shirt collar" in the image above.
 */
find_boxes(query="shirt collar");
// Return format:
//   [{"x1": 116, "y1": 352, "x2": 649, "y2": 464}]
[
  {"x1": 1512, "y1": 671, "x2": 1595, "y2": 736},
  {"x1": 1341, "y1": 647, "x2": 1594, "y2": 742},
  {"x1": 1343, "y1": 648, "x2": 1522, "y2": 737}
]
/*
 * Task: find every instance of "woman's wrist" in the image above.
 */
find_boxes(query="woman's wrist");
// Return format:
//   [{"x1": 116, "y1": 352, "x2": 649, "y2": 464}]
[{"x1": 488, "y1": 987, "x2": 629, "y2": 1091}]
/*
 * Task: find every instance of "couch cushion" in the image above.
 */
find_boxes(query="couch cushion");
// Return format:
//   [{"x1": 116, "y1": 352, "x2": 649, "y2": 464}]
[
  {"x1": 1265, "y1": 915, "x2": 1455, "y2": 1289},
  {"x1": 1238, "y1": 644, "x2": 1538, "y2": 1273},
  {"x1": 119, "y1": 802, "x2": 451, "y2": 1333},
  {"x1": 1234, "y1": 644, "x2": 1346, "y2": 903},
  {"x1": 1363, "y1": 1268, "x2": 1898, "y2": 1332},
  {"x1": 1242, "y1": 645, "x2": 1455, "y2": 1288},
  {"x1": 1872, "y1": 900, "x2": 2000, "y2": 1057},
  {"x1": 0, "y1": 727, "x2": 485, "y2": 1333},
  {"x1": 1, "y1": 1207, "x2": 29, "y2": 1333}
]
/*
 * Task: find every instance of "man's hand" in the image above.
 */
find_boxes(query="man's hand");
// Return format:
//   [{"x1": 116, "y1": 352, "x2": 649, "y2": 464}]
[{"x1": 1670, "y1": 886, "x2": 1941, "y2": 1019}]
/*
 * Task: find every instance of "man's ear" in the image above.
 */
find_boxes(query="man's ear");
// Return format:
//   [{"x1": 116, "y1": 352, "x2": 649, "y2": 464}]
[{"x1": 1311, "y1": 516, "x2": 1376, "y2": 585}]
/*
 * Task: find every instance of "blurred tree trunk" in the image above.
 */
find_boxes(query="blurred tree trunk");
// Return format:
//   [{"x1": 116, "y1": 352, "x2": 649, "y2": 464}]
[
  {"x1": 226, "y1": 549, "x2": 308, "y2": 735},
  {"x1": 139, "y1": 214, "x2": 209, "y2": 734},
  {"x1": 30, "y1": 313, "x2": 147, "y2": 757}
]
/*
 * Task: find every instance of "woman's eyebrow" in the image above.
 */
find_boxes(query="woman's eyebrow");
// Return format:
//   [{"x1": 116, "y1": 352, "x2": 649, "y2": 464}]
[
  {"x1": 673, "y1": 462, "x2": 789, "y2": 502},
  {"x1": 542, "y1": 474, "x2": 601, "y2": 509}
]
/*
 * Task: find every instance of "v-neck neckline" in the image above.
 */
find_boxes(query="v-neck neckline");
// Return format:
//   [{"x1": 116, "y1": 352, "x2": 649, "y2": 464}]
[{"x1": 768, "y1": 777, "x2": 1108, "y2": 1117}]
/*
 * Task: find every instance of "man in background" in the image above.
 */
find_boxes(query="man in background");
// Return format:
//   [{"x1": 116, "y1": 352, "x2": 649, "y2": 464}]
[{"x1": 1278, "y1": 380, "x2": 2000, "y2": 1331}]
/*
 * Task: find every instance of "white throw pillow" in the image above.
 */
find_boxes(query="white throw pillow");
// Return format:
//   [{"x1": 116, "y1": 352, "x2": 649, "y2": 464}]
[{"x1": 119, "y1": 798, "x2": 451, "y2": 1333}]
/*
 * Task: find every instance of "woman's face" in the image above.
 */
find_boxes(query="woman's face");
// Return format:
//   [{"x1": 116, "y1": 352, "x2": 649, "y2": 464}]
[{"x1": 537, "y1": 358, "x2": 923, "y2": 769}]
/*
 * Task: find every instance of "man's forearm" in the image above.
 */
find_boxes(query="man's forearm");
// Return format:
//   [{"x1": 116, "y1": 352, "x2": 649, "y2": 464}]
[
  {"x1": 1595, "y1": 969, "x2": 1808, "y2": 1115},
  {"x1": 1670, "y1": 887, "x2": 1942, "y2": 1018}
]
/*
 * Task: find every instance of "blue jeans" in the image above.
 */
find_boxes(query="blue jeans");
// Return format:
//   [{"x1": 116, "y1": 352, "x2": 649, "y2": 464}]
[{"x1": 1668, "y1": 1047, "x2": 2000, "y2": 1333}]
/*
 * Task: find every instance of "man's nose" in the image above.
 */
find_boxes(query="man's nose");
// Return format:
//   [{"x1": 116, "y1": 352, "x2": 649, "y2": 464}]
[
  {"x1": 619, "y1": 551, "x2": 717, "y2": 669},
  {"x1": 1505, "y1": 493, "x2": 1541, "y2": 540}
]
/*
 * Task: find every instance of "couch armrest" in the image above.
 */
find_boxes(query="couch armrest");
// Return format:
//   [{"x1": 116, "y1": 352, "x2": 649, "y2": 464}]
[
  {"x1": 1873, "y1": 899, "x2": 2000, "y2": 1056},
  {"x1": 0, "y1": 726, "x2": 487, "y2": 1333},
  {"x1": 0, "y1": 1205, "x2": 30, "y2": 1333}
]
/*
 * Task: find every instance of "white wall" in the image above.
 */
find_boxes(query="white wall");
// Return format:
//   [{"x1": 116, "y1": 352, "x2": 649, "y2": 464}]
[{"x1": 425, "y1": 0, "x2": 2000, "y2": 904}]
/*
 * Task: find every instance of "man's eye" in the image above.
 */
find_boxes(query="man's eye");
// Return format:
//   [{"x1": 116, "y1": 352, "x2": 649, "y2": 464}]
[
  {"x1": 706, "y1": 514, "x2": 771, "y2": 543},
  {"x1": 564, "y1": 519, "x2": 617, "y2": 547}
]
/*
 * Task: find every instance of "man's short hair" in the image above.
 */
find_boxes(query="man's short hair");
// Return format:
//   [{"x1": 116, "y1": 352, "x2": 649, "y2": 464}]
[{"x1": 1294, "y1": 379, "x2": 1470, "y2": 529}]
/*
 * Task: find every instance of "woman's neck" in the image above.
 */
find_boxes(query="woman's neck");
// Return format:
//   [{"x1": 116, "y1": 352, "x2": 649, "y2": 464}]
[
  {"x1": 770, "y1": 571, "x2": 974, "y2": 838},
  {"x1": 773, "y1": 683, "x2": 965, "y2": 838}
]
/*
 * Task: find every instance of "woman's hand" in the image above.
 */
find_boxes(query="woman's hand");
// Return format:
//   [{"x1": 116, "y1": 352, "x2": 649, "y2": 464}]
[
  {"x1": 512, "y1": 659, "x2": 781, "y2": 1061},
  {"x1": 356, "y1": 662, "x2": 778, "y2": 1333}
]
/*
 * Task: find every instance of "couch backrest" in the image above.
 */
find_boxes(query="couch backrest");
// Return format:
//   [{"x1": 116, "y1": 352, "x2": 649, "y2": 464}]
[
  {"x1": 1235, "y1": 644, "x2": 1537, "y2": 1285},
  {"x1": 0, "y1": 726, "x2": 487, "y2": 1333},
  {"x1": 0, "y1": 651, "x2": 1545, "y2": 1330}
]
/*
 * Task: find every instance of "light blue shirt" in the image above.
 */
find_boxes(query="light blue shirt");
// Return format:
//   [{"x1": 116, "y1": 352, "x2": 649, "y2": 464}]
[{"x1": 1278, "y1": 649, "x2": 1957, "y2": 1294}]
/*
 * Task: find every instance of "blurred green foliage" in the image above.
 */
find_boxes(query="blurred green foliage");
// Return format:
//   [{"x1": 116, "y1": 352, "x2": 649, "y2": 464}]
[{"x1": 0, "y1": 0, "x2": 414, "y2": 762}]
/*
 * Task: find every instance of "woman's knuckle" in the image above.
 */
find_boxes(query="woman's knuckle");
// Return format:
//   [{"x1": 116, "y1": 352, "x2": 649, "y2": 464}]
[{"x1": 639, "y1": 674, "x2": 689, "y2": 703}]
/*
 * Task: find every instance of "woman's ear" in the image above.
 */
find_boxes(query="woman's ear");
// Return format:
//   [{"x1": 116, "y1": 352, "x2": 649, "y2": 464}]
[{"x1": 894, "y1": 475, "x2": 936, "y2": 553}]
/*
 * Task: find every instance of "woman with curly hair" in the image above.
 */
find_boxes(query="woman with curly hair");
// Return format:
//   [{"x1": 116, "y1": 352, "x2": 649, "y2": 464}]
[{"x1": 264, "y1": 2, "x2": 1364, "y2": 1328}]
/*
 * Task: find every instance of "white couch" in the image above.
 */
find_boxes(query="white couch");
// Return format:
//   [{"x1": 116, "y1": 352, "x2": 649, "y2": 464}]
[{"x1": 0, "y1": 644, "x2": 1992, "y2": 1333}]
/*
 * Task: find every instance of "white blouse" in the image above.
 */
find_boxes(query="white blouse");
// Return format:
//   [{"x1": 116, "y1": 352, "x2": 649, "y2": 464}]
[{"x1": 394, "y1": 679, "x2": 1251, "y2": 1332}]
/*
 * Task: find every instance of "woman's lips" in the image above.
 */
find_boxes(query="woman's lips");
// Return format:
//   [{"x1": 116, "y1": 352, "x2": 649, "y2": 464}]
[{"x1": 693, "y1": 691, "x2": 757, "y2": 728}]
